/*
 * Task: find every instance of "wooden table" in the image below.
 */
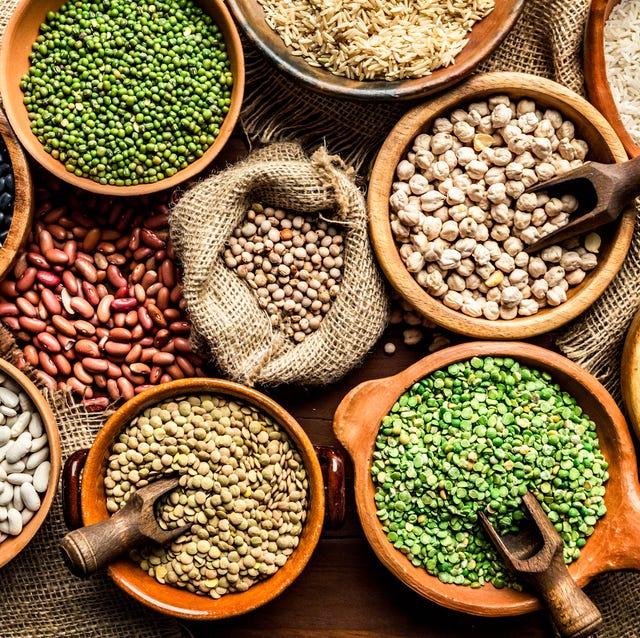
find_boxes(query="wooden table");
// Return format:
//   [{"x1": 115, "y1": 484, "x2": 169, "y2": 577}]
[{"x1": 182, "y1": 322, "x2": 556, "y2": 638}]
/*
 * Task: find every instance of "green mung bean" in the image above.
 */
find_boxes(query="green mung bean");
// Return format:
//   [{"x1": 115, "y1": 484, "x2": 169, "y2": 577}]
[
  {"x1": 371, "y1": 356, "x2": 609, "y2": 590},
  {"x1": 21, "y1": 0, "x2": 233, "y2": 186}
]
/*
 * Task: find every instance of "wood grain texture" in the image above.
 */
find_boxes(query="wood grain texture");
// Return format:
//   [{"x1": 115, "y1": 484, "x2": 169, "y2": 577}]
[
  {"x1": 584, "y1": 0, "x2": 640, "y2": 159},
  {"x1": 333, "y1": 341, "x2": 640, "y2": 617},
  {"x1": 0, "y1": 111, "x2": 33, "y2": 281},
  {"x1": 622, "y1": 308, "x2": 640, "y2": 441},
  {"x1": 368, "y1": 72, "x2": 635, "y2": 340},
  {"x1": 74, "y1": 378, "x2": 325, "y2": 620},
  {"x1": 226, "y1": 0, "x2": 526, "y2": 101},
  {"x1": 0, "y1": 0, "x2": 245, "y2": 196},
  {"x1": 0, "y1": 357, "x2": 60, "y2": 569}
]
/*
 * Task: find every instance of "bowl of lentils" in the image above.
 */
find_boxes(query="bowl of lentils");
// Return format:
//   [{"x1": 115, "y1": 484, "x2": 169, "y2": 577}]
[
  {"x1": 368, "y1": 71, "x2": 635, "y2": 339},
  {"x1": 64, "y1": 378, "x2": 325, "y2": 619},
  {"x1": 334, "y1": 341, "x2": 639, "y2": 616},
  {"x1": 0, "y1": 0, "x2": 244, "y2": 196}
]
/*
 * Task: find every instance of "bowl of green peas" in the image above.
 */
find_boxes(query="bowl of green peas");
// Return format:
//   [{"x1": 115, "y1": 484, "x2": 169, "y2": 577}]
[
  {"x1": 0, "y1": 0, "x2": 244, "y2": 196},
  {"x1": 334, "y1": 341, "x2": 640, "y2": 616}
]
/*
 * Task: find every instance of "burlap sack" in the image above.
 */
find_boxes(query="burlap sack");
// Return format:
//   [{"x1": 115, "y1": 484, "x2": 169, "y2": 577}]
[{"x1": 170, "y1": 142, "x2": 389, "y2": 387}]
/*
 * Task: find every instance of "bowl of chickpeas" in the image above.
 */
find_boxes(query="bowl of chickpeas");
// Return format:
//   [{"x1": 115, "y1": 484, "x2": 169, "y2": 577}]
[{"x1": 368, "y1": 71, "x2": 635, "y2": 340}]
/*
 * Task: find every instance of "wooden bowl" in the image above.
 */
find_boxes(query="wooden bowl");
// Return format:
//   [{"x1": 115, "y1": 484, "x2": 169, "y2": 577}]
[
  {"x1": 69, "y1": 378, "x2": 325, "y2": 620},
  {"x1": 0, "y1": 0, "x2": 244, "y2": 197},
  {"x1": 0, "y1": 357, "x2": 60, "y2": 569},
  {"x1": 226, "y1": 0, "x2": 525, "y2": 101},
  {"x1": 334, "y1": 341, "x2": 640, "y2": 617},
  {"x1": 584, "y1": 0, "x2": 640, "y2": 159},
  {"x1": 0, "y1": 111, "x2": 33, "y2": 281},
  {"x1": 368, "y1": 71, "x2": 635, "y2": 340},
  {"x1": 621, "y1": 308, "x2": 640, "y2": 439}
]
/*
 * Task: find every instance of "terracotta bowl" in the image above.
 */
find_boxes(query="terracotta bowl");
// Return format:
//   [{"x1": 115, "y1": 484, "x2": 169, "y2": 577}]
[
  {"x1": 0, "y1": 111, "x2": 33, "y2": 281},
  {"x1": 334, "y1": 341, "x2": 640, "y2": 617},
  {"x1": 368, "y1": 71, "x2": 635, "y2": 340},
  {"x1": 584, "y1": 0, "x2": 640, "y2": 158},
  {"x1": 0, "y1": 0, "x2": 244, "y2": 197},
  {"x1": 64, "y1": 378, "x2": 326, "y2": 619},
  {"x1": 0, "y1": 357, "x2": 60, "y2": 569},
  {"x1": 621, "y1": 308, "x2": 640, "y2": 439},
  {"x1": 227, "y1": 0, "x2": 525, "y2": 101}
]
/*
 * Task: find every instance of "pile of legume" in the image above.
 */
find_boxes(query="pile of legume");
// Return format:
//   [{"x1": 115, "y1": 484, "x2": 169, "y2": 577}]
[
  {"x1": 0, "y1": 136, "x2": 15, "y2": 246},
  {"x1": 224, "y1": 204, "x2": 344, "y2": 342},
  {"x1": 371, "y1": 356, "x2": 608, "y2": 589},
  {"x1": 390, "y1": 95, "x2": 601, "y2": 319},
  {"x1": 21, "y1": 0, "x2": 233, "y2": 186},
  {"x1": 0, "y1": 377, "x2": 50, "y2": 543},
  {"x1": 0, "y1": 170, "x2": 205, "y2": 407},
  {"x1": 105, "y1": 393, "x2": 308, "y2": 598}
]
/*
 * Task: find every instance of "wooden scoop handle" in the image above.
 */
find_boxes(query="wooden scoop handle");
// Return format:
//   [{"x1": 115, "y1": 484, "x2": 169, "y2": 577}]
[
  {"x1": 60, "y1": 505, "x2": 148, "y2": 577},
  {"x1": 527, "y1": 558, "x2": 602, "y2": 638}
]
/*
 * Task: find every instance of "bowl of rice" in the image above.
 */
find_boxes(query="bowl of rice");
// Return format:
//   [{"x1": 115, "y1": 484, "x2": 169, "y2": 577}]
[
  {"x1": 585, "y1": 0, "x2": 640, "y2": 158},
  {"x1": 227, "y1": 0, "x2": 526, "y2": 101}
]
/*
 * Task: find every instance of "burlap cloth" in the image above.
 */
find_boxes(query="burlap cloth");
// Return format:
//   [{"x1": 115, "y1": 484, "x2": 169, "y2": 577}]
[{"x1": 0, "y1": 0, "x2": 639, "y2": 636}]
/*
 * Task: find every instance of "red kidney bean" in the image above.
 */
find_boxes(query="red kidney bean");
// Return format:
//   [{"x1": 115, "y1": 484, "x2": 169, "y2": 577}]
[
  {"x1": 169, "y1": 321, "x2": 191, "y2": 335},
  {"x1": 140, "y1": 228, "x2": 165, "y2": 249},
  {"x1": 70, "y1": 296, "x2": 94, "y2": 319},
  {"x1": 0, "y1": 302, "x2": 19, "y2": 316},
  {"x1": 160, "y1": 372, "x2": 176, "y2": 384},
  {"x1": 141, "y1": 271, "x2": 158, "y2": 290},
  {"x1": 52, "y1": 353, "x2": 72, "y2": 376},
  {"x1": 0, "y1": 280, "x2": 17, "y2": 297},
  {"x1": 114, "y1": 286, "x2": 129, "y2": 300},
  {"x1": 117, "y1": 377, "x2": 135, "y2": 400},
  {"x1": 58, "y1": 334, "x2": 76, "y2": 353},
  {"x1": 83, "y1": 228, "x2": 101, "y2": 252},
  {"x1": 48, "y1": 224, "x2": 68, "y2": 240},
  {"x1": 110, "y1": 327, "x2": 132, "y2": 343},
  {"x1": 125, "y1": 310, "x2": 138, "y2": 327},
  {"x1": 152, "y1": 351, "x2": 174, "y2": 366},
  {"x1": 38, "y1": 350, "x2": 58, "y2": 377},
  {"x1": 63, "y1": 240, "x2": 78, "y2": 263},
  {"x1": 41, "y1": 289, "x2": 62, "y2": 315},
  {"x1": 169, "y1": 284, "x2": 183, "y2": 304},
  {"x1": 84, "y1": 397, "x2": 110, "y2": 412},
  {"x1": 67, "y1": 376, "x2": 91, "y2": 397},
  {"x1": 37, "y1": 332, "x2": 62, "y2": 354},
  {"x1": 111, "y1": 297, "x2": 137, "y2": 312},
  {"x1": 36, "y1": 370, "x2": 57, "y2": 391},
  {"x1": 93, "y1": 374, "x2": 107, "y2": 389},
  {"x1": 82, "y1": 357, "x2": 109, "y2": 374},
  {"x1": 163, "y1": 308, "x2": 181, "y2": 323},
  {"x1": 106, "y1": 265, "x2": 127, "y2": 288},
  {"x1": 147, "y1": 303, "x2": 167, "y2": 328},
  {"x1": 134, "y1": 283, "x2": 146, "y2": 304},
  {"x1": 61, "y1": 270, "x2": 79, "y2": 294},
  {"x1": 75, "y1": 339, "x2": 100, "y2": 358},
  {"x1": 74, "y1": 320, "x2": 96, "y2": 337},
  {"x1": 73, "y1": 362, "x2": 94, "y2": 385},
  {"x1": 16, "y1": 268, "x2": 38, "y2": 293},
  {"x1": 94, "y1": 252, "x2": 109, "y2": 271},
  {"x1": 74, "y1": 259, "x2": 98, "y2": 284},
  {"x1": 2, "y1": 317, "x2": 20, "y2": 331},
  {"x1": 137, "y1": 307, "x2": 153, "y2": 331},
  {"x1": 145, "y1": 213, "x2": 168, "y2": 229},
  {"x1": 96, "y1": 294, "x2": 114, "y2": 323},
  {"x1": 153, "y1": 329, "x2": 170, "y2": 348},
  {"x1": 114, "y1": 313, "x2": 126, "y2": 328},
  {"x1": 107, "y1": 253, "x2": 127, "y2": 266},
  {"x1": 45, "y1": 248, "x2": 69, "y2": 265},
  {"x1": 19, "y1": 316, "x2": 47, "y2": 333},
  {"x1": 159, "y1": 259, "x2": 176, "y2": 288},
  {"x1": 16, "y1": 297, "x2": 37, "y2": 318},
  {"x1": 128, "y1": 228, "x2": 141, "y2": 251},
  {"x1": 106, "y1": 379, "x2": 120, "y2": 401},
  {"x1": 97, "y1": 241, "x2": 116, "y2": 255},
  {"x1": 51, "y1": 315, "x2": 76, "y2": 337},
  {"x1": 129, "y1": 362, "x2": 151, "y2": 375},
  {"x1": 176, "y1": 356, "x2": 196, "y2": 377},
  {"x1": 155, "y1": 286, "x2": 170, "y2": 311},
  {"x1": 36, "y1": 271, "x2": 61, "y2": 287},
  {"x1": 133, "y1": 247, "x2": 154, "y2": 261},
  {"x1": 104, "y1": 341, "x2": 131, "y2": 358},
  {"x1": 105, "y1": 361, "x2": 122, "y2": 379},
  {"x1": 149, "y1": 366, "x2": 162, "y2": 384},
  {"x1": 122, "y1": 366, "x2": 145, "y2": 385},
  {"x1": 38, "y1": 229, "x2": 54, "y2": 254},
  {"x1": 130, "y1": 325, "x2": 144, "y2": 341},
  {"x1": 81, "y1": 281, "x2": 101, "y2": 307},
  {"x1": 24, "y1": 345, "x2": 39, "y2": 366},
  {"x1": 27, "y1": 252, "x2": 50, "y2": 270},
  {"x1": 171, "y1": 337, "x2": 192, "y2": 354},
  {"x1": 125, "y1": 343, "x2": 142, "y2": 364}
]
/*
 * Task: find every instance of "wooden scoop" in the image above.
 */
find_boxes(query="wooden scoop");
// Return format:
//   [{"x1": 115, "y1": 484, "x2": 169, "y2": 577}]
[
  {"x1": 478, "y1": 492, "x2": 602, "y2": 638},
  {"x1": 60, "y1": 477, "x2": 191, "y2": 577},
  {"x1": 524, "y1": 155, "x2": 640, "y2": 252}
]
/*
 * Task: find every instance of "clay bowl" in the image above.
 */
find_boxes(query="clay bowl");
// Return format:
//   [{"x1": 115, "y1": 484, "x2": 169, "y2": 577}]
[
  {"x1": 0, "y1": 0, "x2": 244, "y2": 197},
  {"x1": 227, "y1": 0, "x2": 525, "y2": 101},
  {"x1": 621, "y1": 308, "x2": 640, "y2": 439},
  {"x1": 584, "y1": 0, "x2": 640, "y2": 159},
  {"x1": 368, "y1": 71, "x2": 635, "y2": 340},
  {"x1": 334, "y1": 341, "x2": 640, "y2": 617},
  {"x1": 64, "y1": 378, "x2": 326, "y2": 619},
  {"x1": 0, "y1": 357, "x2": 60, "y2": 569},
  {"x1": 0, "y1": 111, "x2": 33, "y2": 281}
]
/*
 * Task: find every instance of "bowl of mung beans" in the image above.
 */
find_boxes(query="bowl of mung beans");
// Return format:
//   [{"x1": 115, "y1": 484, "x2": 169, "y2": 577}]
[
  {"x1": 0, "y1": 111, "x2": 34, "y2": 282},
  {"x1": 0, "y1": 357, "x2": 60, "y2": 569},
  {"x1": 334, "y1": 341, "x2": 640, "y2": 616},
  {"x1": 227, "y1": 0, "x2": 526, "y2": 101},
  {"x1": 0, "y1": 0, "x2": 244, "y2": 196},
  {"x1": 368, "y1": 72, "x2": 635, "y2": 339},
  {"x1": 62, "y1": 378, "x2": 329, "y2": 619}
]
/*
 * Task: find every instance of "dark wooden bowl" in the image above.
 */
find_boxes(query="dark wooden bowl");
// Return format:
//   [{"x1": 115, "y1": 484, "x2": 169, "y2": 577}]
[
  {"x1": 584, "y1": 0, "x2": 640, "y2": 158},
  {"x1": 227, "y1": 0, "x2": 525, "y2": 101},
  {"x1": 0, "y1": 358, "x2": 60, "y2": 569},
  {"x1": 368, "y1": 72, "x2": 635, "y2": 340},
  {"x1": 334, "y1": 341, "x2": 640, "y2": 616},
  {"x1": 0, "y1": 0, "x2": 244, "y2": 196},
  {"x1": 74, "y1": 378, "x2": 325, "y2": 619},
  {"x1": 0, "y1": 111, "x2": 33, "y2": 282}
]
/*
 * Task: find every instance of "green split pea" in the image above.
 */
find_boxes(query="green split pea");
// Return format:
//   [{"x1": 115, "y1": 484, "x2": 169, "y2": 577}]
[
  {"x1": 371, "y1": 356, "x2": 608, "y2": 590},
  {"x1": 21, "y1": 0, "x2": 233, "y2": 186}
]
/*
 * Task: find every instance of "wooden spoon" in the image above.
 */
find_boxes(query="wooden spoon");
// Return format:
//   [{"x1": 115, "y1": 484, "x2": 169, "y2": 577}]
[{"x1": 334, "y1": 341, "x2": 640, "y2": 617}]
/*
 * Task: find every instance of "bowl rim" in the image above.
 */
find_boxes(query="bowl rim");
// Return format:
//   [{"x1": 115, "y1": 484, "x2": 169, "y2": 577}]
[
  {"x1": 368, "y1": 71, "x2": 635, "y2": 340},
  {"x1": 0, "y1": 0, "x2": 245, "y2": 197},
  {"x1": 333, "y1": 341, "x2": 637, "y2": 616},
  {"x1": 78, "y1": 377, "x2": 325, "y2": 620},
  {"x1": 0, "y1": 357, "x2": 61, "y2": 569},
  {"x1": 584, "y1": 0, "x2": 640, "y2": 159},
  {"x1": 227, "y1": 0, "x2": 526, "y2": 101}
]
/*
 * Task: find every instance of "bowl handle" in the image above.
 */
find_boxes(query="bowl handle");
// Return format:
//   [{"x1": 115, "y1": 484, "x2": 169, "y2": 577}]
[
  {"x1": 62, "y1": 449, "x2": 89, "y2": 531},
  {"x1": 333, "y1": 378, "x2": 390, "y2": 458},
  {"x1": 314, "y1": 445, "x2": 346, "y2": 529}
]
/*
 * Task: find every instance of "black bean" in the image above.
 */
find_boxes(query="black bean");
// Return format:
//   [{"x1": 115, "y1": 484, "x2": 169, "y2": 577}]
[
  {"x1": 0, "y1": 162, "x2": 10, "y2": 177},
  {"x1": 4, "y1": 174, "x2": 13, "y2": 192},
  {"x1": 0, "y1": 192, "x2": 12, "y2": 213}
]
